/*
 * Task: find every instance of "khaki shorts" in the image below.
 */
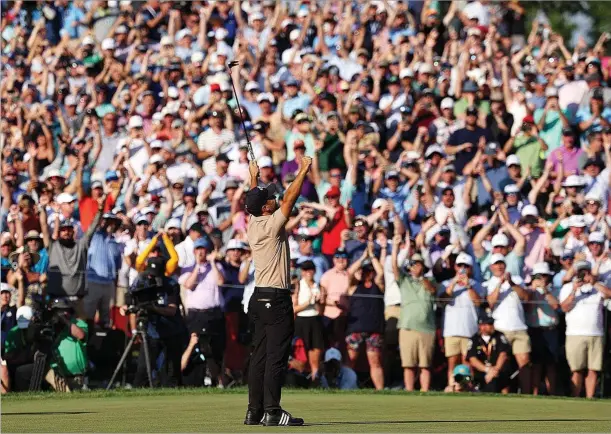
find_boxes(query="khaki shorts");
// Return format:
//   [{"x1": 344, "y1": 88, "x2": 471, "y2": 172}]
[
  {"x1": 444, "y1": 336, "x2": 470, "y2": 358},
  {"x1": 399, "y1": 329, "x2": 435, "y2": 368},
  {"x1": 115, "y1": 286, "x2": 127, "y2": 308},
  {"x1": 498, "y1": 330, "x2": 531, "y2": 355},
  {"x1": 385, "y1": 305, "x2": 401, "y2": 321},
  {"x1": 565, "y1": 335, "x2": 604, "y2": 372}
]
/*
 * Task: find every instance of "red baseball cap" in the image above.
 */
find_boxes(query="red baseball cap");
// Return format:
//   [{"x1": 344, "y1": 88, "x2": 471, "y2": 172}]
[
  {"x1": 210, "y1": 83, "x2": 221, "y2": 93},
  {"x1": 325, "y1": 186, "x2": 341, "y2": 198},
  {"x1": 523, "y1": 115, "x2": 534, "y2": 124}
]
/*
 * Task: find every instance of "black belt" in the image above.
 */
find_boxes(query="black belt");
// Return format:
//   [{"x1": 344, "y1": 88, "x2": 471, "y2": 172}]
[
  {"x1": 188, "y1": 307, "x2": 223, "y2": 314},
  {"x1": 255, "y1": 286, "x2": 291, "y2": 295}
]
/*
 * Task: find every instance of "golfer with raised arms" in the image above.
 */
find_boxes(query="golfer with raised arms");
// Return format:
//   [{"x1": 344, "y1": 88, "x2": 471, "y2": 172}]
[{"x1": 243, "y1": 156, "x2": 311, "y2": 427}]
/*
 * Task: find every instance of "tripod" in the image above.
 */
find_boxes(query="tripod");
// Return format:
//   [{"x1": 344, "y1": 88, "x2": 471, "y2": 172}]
[{"x1": 106, "y1": 310, "x2": 153, "y2": 390}]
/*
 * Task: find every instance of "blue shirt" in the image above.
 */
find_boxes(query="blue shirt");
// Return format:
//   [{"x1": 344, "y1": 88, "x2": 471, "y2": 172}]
[
  {"x1": 320, "y1": 366, "x2": 358, "y2": 390},
  {"x1": 283, "y1": 94, "x2": 312, "y2": 119},
  {"x1": 379, "y1": 183, "x2": 411, "y2": 219},
  {"x1": 33, "y1": 248, "x2": 49, "y2": 274},
  {"x1": 86, "y1": 231, "x2": 122, "y2": 283},
  {"x1": 576, "y1": 107, "x2": 611, "y2": 142}
]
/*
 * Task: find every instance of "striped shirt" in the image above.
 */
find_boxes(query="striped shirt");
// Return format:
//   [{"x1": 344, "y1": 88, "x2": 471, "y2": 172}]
[{"x1": 197, "y1": 128, "x2": 236, "y2": 176}]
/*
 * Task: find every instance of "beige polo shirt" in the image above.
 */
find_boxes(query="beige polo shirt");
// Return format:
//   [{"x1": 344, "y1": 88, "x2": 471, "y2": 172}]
[{"x1": 247, "y1": 209, "x2": 290, "y2": 289}]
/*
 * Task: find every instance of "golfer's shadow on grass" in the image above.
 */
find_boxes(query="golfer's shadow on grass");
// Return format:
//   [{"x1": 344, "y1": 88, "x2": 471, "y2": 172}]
[
  {"x1": 306, "y1": 418, "x2": 608, "y2": 427},
  {"x1": 3, "y1": 411, "x2": 96, "y2": 416}
]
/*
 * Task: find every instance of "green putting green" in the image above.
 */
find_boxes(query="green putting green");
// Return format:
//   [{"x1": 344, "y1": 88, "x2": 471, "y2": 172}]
[{"x1": 2, "y1": 388, "x2": 610, "y2": 432}]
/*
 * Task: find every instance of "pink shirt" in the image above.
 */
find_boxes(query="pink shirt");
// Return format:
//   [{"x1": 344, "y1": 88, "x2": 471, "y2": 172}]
[
  {"x1": 520, "y1": 227, "x2": 546, "y2": 276},
  {"x1": 320, "y1": 268, "x2": 350, "y2": 319},
  {"x1": 549, "y1": 147, "x2": 584, "y2": 176}
]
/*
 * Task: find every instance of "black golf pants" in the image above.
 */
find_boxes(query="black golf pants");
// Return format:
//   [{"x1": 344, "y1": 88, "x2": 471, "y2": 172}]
[{"x1": 247, "y1": 287, "x2": 294, "y2": 413}]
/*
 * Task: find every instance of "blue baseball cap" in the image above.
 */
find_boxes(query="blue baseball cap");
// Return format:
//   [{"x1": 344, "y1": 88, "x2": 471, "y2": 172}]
[
  {"x1": 183, "y1": 186, "x2": 197, "y2": 196},
  {"x1": 453, "y1": 364, "x2": 471, "y2": 379},
  {"x1": 193, "y1": 237, "x2": 212, "y2": 250}
]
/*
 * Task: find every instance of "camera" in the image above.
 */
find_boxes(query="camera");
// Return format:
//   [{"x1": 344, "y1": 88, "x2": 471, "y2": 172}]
[
  {"x1": 576, "y1": 270, "x2": 588, "y2": 282},
  {"x1": 128, "y1": 258, "x2": 176, "y2": 310}
]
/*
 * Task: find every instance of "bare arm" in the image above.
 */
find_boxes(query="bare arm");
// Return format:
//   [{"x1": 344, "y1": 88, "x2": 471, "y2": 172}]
[{"x1": 280, "y1": 157, "x2": 312, "y2": 218}]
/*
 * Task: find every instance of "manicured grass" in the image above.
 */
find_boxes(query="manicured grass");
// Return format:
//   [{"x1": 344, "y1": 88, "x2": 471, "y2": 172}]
[{"x1": 2, "y1": 388, "x2": 610, "y2": 432}]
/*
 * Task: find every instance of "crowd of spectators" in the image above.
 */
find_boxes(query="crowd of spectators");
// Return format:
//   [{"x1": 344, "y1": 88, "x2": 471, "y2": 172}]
[{"x1": 1, "y1": 0, "x2": 611, "y2": 397}]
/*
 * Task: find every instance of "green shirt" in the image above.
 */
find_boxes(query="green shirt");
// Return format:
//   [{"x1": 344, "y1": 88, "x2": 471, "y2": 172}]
[
  {"x1": 533, "y1": 108, "x2": 571, "y2": 156},
  {"x1": 52, "y1": 318, "x2": 88, "y2": 376},
  {"x1": 397, "y1": 275, "x2": 436, "y2": 334},
  {"x1": 317, "y1": 133, "x2": 346, "y2": 172},
  {"x1": 454, "y1": 98, "x2": 490, "y2": 118},
  {"x1": 511, "y1": 133, "x2": 544, "y2": 178},
  {"x1": 4, "y1": 326, "x2": 27, "y2": 355}
]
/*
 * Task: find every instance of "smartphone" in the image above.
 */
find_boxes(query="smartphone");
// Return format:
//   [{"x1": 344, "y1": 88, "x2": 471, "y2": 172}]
[
  {"x1": 474, "y1": 216, "x2": 488, "y2": 226},
  {"x1": 348, "y1": 231, "x2": 358, "y2": 240}
]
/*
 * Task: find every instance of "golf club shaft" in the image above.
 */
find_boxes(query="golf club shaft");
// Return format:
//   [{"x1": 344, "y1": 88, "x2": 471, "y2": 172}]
[{"x1": 226, "y1": 63, "x2": 256, "y2": 162}]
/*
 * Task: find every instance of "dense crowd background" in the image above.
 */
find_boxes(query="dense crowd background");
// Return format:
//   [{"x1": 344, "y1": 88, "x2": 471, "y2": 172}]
[{"x1": 1, "y1": 0, "x2": 611, "y2": 397}]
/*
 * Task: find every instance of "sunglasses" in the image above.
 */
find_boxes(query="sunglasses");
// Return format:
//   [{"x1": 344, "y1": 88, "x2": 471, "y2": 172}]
[
  {"x1": 330, "y1": 173, "x2": 342, "y2": 178},
  {"x1": 457, "y1": 264, "x2": 471, "y2": 269},
  {"x1": 354, "y1": 221, "x2": 366, "y2": 227},
  {"x1": 586, "y1": 201, "x2": 599, "y2": 206},
  {"x1": 532, "y1": 274, "x2": 547, "y2": 280}
]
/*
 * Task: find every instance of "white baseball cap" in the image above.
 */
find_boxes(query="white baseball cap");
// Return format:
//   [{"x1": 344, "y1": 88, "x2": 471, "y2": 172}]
[
  {"x1": 160, "y1": 35, "x2": 174, "y2": 46},
  {"x1": 503, "y1": 184, "x2": 520, "y2": 195},
  {"x1": 149, "y1": 154, "x2": 164, "y2": 165},
  {"x1": 371, "y1": 198, "x2": 387, "y2": 210},
  {"x1": 81, "y1": 36, "x2": 95, "y2": 46},
  {"x1": 191, "y1": 52, "x2": 205, "y2": 64},
  {"x1": 425, "y1": 144, "x2": 444, "y2": 158},
  {"x1": 17, "y1": 305, "x2": 33, "y2": 329},
  {"x1": 562, "y1": 175, "x2": 585, "y2": 188},
  {"x1": 491, "y1": 234, "x2": 509, "y2": 248},
  {"x1": 101, "y1": 38, "x2": 115, "y2": 50},
  {"x1": 245, "y1": 81, "x2": 260, "y2": 92},
  {"x1": 506, "y1": 155, "x2": 520, "y2": 167},
  {"x1": 257, "y1": 92, "x2": 275, "y2": 103},
  {"x1": 175, "y1": 28, "x2": 192, "y2": 41},
  {"x1": 258, "y1": 156, "x2": 273, "y2": 168},
  {"x1": 456, "y1": 252, "x2": 474, "y2": 267},
  {"x1": 490, "y1": 253, "x2": 506, "y2": 264},
  {"x1": 568, "y1": 215, "x2": 586, "y2": 228},
  {"x1": 521, "y1": 204, "x2": 539, "y2": 217},
  {"x1": 128, "y1": 115, "x2": 144, "y2": 129},
  {"x1": 1, "y1": 283, "x2": 14, "y2": 293},
  {"x1": 440, "y1": 97, "x2": 454, "y2": 109},
  {"x1": 64, "y1": 94, "x2": 77, "y2": 106},
  {"x1": 588, "y1": 231, "x2": 605, "y2": 243},
  {"x1": 400, "y1": 68, "x2": 414, "y2": 79},
  {"x1": 532, "y1": 262, "x2": 552, "y2": 275},
  {"x1": 165, "y1": 218, "x2": 182, "y2": 230},
  {"x1": 56, "y1": 192, "x2": 76, "y2": 204},
  {"x1": 226, "y1": 239, "x2": 246, "y2": 251}
]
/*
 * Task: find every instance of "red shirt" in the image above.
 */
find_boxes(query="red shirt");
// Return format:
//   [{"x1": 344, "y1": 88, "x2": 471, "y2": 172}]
[
  {"x1": 79, "y1": 195, "x2": 115, "y2": 231},
  {"x1": 321, "y1": 206, "x2": 352, "y2": 256}
]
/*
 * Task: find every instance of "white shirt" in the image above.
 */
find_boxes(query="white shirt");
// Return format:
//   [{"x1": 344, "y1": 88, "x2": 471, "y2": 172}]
[
  {"x1": 559, "y1": 282, "x2": 605, "y2": 336},
  {"x1": 439, "y1": 278, "x2": 483, "y2": 338},
  {"x1": 123, "y1": 237, "x2": 152, "y2": 286},
  {"x1": 483, "y1": 275, "x2": 527, "y2": 332},
  {"x1": 296, "y1": 279, "x2": 320, "y2": 318},
  {"x1": 241, "y1": 261, "x2": 256, "y2": 314},
  {"x1": 175, "y1": 236, "x2": 195, "y2": 268},
  {"x1": 197, "y1": 128, "x2": 236, "y2": 175},
  {"x1": 383, "y1": 248, "x2": 408, "y2": 306}
]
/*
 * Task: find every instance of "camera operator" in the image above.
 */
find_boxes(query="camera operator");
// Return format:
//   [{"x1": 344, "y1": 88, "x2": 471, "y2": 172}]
[
  {"x1": 559, "y1": 261, "x2": 611, "y2": 399},
  {"x1": 178, "y1": 237, "x2": 226, "y2": 387},
  {"x1": 2, "y1": 306, "x2": 35, "y2": 393},
  {"x1": 128, "y1": 256, "x2": 184, "y2": 388},
  {"x1": 42, "y1": 298, "x2": 88, "y2": 392}
]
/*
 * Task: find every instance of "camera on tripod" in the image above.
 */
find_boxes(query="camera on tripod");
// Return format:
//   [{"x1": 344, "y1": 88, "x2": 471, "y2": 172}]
[{"x1": 128, "y1": 257, "x2": 174, "y2": 312}]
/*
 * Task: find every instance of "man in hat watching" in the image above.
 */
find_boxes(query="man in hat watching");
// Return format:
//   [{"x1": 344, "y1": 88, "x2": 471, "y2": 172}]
[
  {"x1": 392, "y1": 236, "x2": 437, "y2": 392},
  {"x1": 243, "y1": 155, "x2": 311, "y2": 427},
  {"x1": 41, "y1": 194, "x2": 105, "y2": 299},
  {"x1": 467, "y1": 308, "x2": 511, "y2": 393},
  {"x1": 559, "y1": 260, "x2": 611, "y2": 398},
  {"x1": 84, "y1": 213, "x2": 123, "y2": 328}
]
